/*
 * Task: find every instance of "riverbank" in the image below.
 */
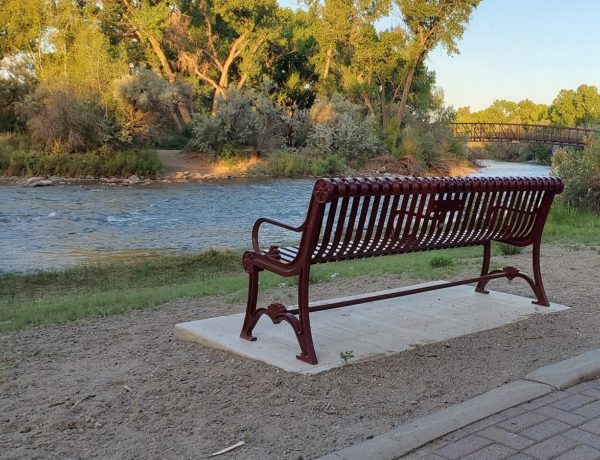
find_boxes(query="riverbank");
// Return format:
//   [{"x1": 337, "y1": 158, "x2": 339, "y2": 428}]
[
  {"x1": 1, "y1": 203, "x2": 598, "y2": 332},
  {"x1": 0, "y1": 148, "x2": 479, "y2": 186}
]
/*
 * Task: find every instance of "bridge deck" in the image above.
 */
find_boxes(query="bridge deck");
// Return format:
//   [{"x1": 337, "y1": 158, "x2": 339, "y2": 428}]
[{"x1": 450, "y1": 122, "x2": 596, "y2": 148}]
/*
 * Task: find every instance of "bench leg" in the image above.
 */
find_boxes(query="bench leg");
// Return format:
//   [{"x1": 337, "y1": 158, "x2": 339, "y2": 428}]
[
  {"x1": 295, "y1": 269, "x2": 318, "y2": 365},
  {"x1": 531, "y1": 240, "x2": 550, "y2": 306},
  {"x1": 475, "y1": 241, "x2": 492, "y2": 294},
  {"x1": 240, "y1": 267, "x2": 260, "y2": 341}
]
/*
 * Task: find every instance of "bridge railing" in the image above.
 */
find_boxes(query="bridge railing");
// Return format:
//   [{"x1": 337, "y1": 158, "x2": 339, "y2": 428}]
[{"x1": 450, "y1": 122, "x2": 596, "y2": 148}]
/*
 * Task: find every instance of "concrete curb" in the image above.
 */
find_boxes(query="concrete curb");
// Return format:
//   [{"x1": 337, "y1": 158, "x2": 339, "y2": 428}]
[{"x1": 319, "y1": 348, "x2": 600, "y2": 460}]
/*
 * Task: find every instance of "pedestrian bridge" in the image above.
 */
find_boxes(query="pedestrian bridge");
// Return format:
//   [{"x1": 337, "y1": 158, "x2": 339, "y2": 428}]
[{"x1": 450, "y1": 122, "x2": 596, "y2": 148}]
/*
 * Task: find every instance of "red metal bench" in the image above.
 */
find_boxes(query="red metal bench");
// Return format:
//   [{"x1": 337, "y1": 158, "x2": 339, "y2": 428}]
[{"x1": 240, "y1": 176, "x2": 564, "y2": 365}]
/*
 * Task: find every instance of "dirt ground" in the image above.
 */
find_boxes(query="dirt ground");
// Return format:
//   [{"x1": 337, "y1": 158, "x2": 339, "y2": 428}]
[{"x1": 1, "y1": 245, "x2": 600, "y2": 459}]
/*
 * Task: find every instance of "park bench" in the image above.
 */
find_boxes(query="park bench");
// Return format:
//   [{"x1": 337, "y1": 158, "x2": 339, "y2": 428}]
[{"x1": 240, "y1": 176, "x2": 564, "y2": 365}]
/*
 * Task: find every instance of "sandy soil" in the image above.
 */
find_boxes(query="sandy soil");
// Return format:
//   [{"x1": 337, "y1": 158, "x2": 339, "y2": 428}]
[{"x1": 1, "y1": 245, "x2": 599, "y2": 459}]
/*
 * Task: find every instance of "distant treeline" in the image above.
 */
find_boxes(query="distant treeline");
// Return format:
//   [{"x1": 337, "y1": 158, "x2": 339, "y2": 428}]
[{"x1": 456, "y1": 84, "x2": 600, "y2": 128}]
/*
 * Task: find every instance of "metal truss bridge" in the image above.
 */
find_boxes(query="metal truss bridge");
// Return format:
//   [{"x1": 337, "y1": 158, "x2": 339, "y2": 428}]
[{"x1": 450, "y1": 122, "x2": 597, "y2": 148}]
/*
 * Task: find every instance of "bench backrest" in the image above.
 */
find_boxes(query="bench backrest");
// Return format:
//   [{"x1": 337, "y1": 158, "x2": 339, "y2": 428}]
[{"x1": 298, "y1": 176, "x2": 563, "y2": 264}]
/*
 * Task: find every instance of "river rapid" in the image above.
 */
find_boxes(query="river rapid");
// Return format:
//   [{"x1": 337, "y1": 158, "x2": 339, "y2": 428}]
[{"x1": 0, "y1": 160, "x2": 552, "y2": 273}]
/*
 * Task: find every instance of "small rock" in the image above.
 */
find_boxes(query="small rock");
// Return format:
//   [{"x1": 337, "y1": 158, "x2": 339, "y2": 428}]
[
  {"x1": 94, "y1": 422, "x2": 102, "y2": 428},
  {"x1": 128, "y1": 174, "x2": 140, "y2": 183}
]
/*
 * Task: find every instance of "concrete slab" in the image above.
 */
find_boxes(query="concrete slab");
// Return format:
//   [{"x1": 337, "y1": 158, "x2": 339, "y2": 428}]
[{"x1": 174, "y1": 281, "x2": 568, "y2": 375}]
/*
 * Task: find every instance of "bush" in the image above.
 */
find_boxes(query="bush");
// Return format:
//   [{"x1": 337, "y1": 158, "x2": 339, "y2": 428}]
[
  {"x1": 390, "y1": 114, "x2": 467, "y2": 173},
  {"x1": 307, "y1": 93, "x2": 382, "y2": 160},
  {"x1": 0, "y1": 147, "x2": 162, "y2": 178},
  {"x1": 189, "y1": 87, "x2": 285, "y2": 154},
  {"x1": 429, "y1": 256, "x2": 454, "y2": 268},
  {"x1": 21, "y1": 85, "x2": 113, "y2": 152},
  {"x1": 495, "y1": 243, "x2": 523, "y2": 256},
  {"x1": 250, "y1": 151, "x2": 346, "y2": 177},
  {"x1": 114, "y1": 70, "x2": 193, "y2": 146},
  {"x1": 553, "y1": 135, "x2": 600, "y2": 212}
]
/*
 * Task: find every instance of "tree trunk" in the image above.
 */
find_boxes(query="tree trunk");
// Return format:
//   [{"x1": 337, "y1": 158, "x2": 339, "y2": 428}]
[
  {"x1": 362, "y1": 93, "x2": 375, "y2": 117},
  {"x1": 395, "y1": 61, "x2": 418, "y2": 126},
  {"x1": 323, "y1": 46, "x2": 333, "y2": 80},
  {"x1": 146, "y1": 35, "x2": 192, "y2": 129},
  {"x1": 381, "y1": 81, "x2": 389, "y2": 132}
]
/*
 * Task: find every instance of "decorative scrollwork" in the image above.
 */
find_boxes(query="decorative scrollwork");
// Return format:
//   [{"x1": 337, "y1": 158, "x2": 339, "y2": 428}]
[
  {"x1": 313, "y1": 179, "x2": 333, "y2": 203},
  {"x1": 503, "y1": 266, "x2": 520, "y2": 280},
  {"x1": 242, "y1": 252, "x2": 254, "y2": 273}
]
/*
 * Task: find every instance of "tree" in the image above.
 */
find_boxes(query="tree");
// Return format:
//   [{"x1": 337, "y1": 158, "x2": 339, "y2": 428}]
[
  {"x1": 172, "y1": 0, "x2": 281, "y2": 113},
  {"x1": 550, "y1": 84, "x2": 600, "y2": 127},
  {"x1": 97, "y1": 0, "x2": 193, "y2": 128},
  {"x1": 394, "y1": 0, "x2": 479, "y2": 125}
]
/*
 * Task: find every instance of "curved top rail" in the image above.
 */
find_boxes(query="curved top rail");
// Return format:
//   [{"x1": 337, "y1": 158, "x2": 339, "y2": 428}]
[{"x1": 312, "y1": 176, "x2": 564, "y2": 203}]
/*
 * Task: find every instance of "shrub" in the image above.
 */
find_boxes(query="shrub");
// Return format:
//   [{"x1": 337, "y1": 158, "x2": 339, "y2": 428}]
[
  {"x1": 250, "y1": 151, "x2": 345, "y2": 177},
  {"x1": 390, "y1": 113, "x2": 467, "y2": 173},
  {"x1": 114, "y1": 70, "x2": 193, "y2": 146},
  {"x1": 189, "y1": 87, "x2": 285, "y2": 154},
  {"x1": 306, "y1": 93, "x2": 382, "y2": 160},
  {"x1": 429, "y1": 256, "x2": 454, "y2": 268},
  {"x1": 21, "y1": 85, "x2": 113, "y2": 152},
  {"x1": 495, "y1": 243, "x2": 523, "y2": 256},
  {"x1": 0, "y1": 147, "x2": 162, "y2": 178},
  {"x1": 552, "y1": 134, "x2": 600, "y2": 212}
]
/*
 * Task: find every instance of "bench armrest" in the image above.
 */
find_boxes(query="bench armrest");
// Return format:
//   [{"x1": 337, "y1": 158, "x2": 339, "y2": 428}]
[{"x1": 252, "y1": 217, "x2": 305, "y2": 253}]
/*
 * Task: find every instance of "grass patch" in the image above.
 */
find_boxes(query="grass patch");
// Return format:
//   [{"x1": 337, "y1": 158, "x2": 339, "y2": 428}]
[
  {"x1": 2, "y1": 203, "x2": 597, "y2": 332},
  {"x1": 1, "y1": 247, "x2": 482, "y2": 332},
  {"x1": 429, "y1": 256, "x2": 454, "y2": 268},
  {"x1": 0, "y1": 142, "x2": 162, "y2": 178},
  {"x1": 250, "y1": 151, "x2": 346, "y2": 177},
  {"x1": 494, "y1": 243, "x2": 523, "y2": 256},
  {"x1": 543, "y1": 202, "x2": 600, "y2": 245}
]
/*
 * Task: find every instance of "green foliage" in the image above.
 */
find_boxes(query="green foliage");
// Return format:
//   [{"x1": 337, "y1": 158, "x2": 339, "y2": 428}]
[
  {"x1": 339, "y1": 350, "x2": 354, "y2": 364},
  {"x1": 494, "y1": 243, "x2": 523, "y2": 256},
  {"x1": 251, "y1": 151, "x2": 346, "y2": 177},
  {"x1": 456, "y1": 99, "x2": 550, "y2": 124},
  {"x1": 390, "y1": 110, "x2": 466, "y2": 173},
  {"x1": 307, "y1": 93, "x2": 382, "y2": 159},
  {"x1": 550, "y1": 85, "x2": 600, "y2": 127},
  {"x1": 552, "y1": 134, "x2": 600, "y2": 212},
  {"x1": 114, "y1": 70, "x2": 193, "y2": 145},
  {"x1": 189, "y1": 87, "x2": 286, "y2": 153},
  {"x1": 21, "y1": 85, "x2": 113, "y2": 152},
  {"x1": 0, "y1": 146, "x2": 162, "y2": 178},
  {"x1": 429, "y1": 256, "x2": 454, "y2": 269}
]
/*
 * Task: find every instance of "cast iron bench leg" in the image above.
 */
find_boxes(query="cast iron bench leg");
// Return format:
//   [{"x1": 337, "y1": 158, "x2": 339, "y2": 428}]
[
  {"x1": 475, "y1": 241, "x2": 492, "y2": 294},
  {"x1": 240, "y1": 267, "x2": 260, "y2": 341},
  {"x1": 531, "y1": 240, "x2": 550, "y2": 306},
  {"x1": 295, "y1": 268, "x2": 318, "y2": 365}
]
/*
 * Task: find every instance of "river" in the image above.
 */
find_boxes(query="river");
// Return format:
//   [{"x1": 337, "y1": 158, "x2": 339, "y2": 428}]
[{"x1": 0, "y1": 160, "x2": 552, "y2": 273}]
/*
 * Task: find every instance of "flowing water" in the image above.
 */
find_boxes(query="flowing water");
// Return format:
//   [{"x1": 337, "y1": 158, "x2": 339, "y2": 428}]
[{"x1": 0, "y1": 160, "x2": 552, "y2": 273}]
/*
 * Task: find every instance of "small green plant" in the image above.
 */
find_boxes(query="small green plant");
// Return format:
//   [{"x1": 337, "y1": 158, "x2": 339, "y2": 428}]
[
  {"x1": 339, "y1": 350, "x2": 354, "y2": 365},
  {"x1": 429, "y1": 256, "x2": 454, "y2": 269},
  {"x1": 495, "y1": 243, "x2": 523, "y2": 256}
]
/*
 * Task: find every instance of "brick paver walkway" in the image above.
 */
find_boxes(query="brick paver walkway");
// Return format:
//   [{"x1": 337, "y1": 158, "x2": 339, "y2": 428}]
[{"x1": 406, "y1": 378, "x2": 600, "y2": 460}]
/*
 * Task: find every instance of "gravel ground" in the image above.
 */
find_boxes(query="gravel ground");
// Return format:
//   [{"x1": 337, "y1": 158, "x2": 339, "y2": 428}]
[{"x1": 1, "y1": 244, "x2": 599, "y2": 460}]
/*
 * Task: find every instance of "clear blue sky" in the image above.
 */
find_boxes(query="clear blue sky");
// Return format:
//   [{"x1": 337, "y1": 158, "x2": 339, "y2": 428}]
[{"x1": 278, "y1": 0, "x2": 600, "y2": 111}]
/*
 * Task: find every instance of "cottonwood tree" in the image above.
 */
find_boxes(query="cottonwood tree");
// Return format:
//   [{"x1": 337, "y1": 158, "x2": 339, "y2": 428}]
[
  {"x1": 550, "y1": 85, "x2": 600, "y2": 127},
  {"x1": 171, "y1": 0, "x2": 281, "y2": 113},
  {"x1": 394, "y1": 0, "x2": 479, "y2": 125}
]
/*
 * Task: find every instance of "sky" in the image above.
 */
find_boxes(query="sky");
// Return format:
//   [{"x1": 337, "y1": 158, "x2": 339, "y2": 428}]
[{"x1": 278, "y1": 0, "x2": 600, "y2": 111}]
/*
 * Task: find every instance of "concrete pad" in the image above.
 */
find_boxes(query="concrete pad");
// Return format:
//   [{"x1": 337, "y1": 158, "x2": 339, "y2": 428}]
[
  {"x1": 320, "y1": 380, "x2": 553, "y2": 460},
  {"x1": 175, "y1": 281, "x2": 568, "y2": 375},
  {"x1": 525, "y1": 349, "x2": 600, "y2": 390}
]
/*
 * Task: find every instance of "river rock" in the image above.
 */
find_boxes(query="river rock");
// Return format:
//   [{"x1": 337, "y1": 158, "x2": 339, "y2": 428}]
[
  {"x1": 128, "y1": 174, "x2": 140, "y2": 183},
  {"x1": 24, "y1": 178, "x2": 54, "y2": 187}
]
